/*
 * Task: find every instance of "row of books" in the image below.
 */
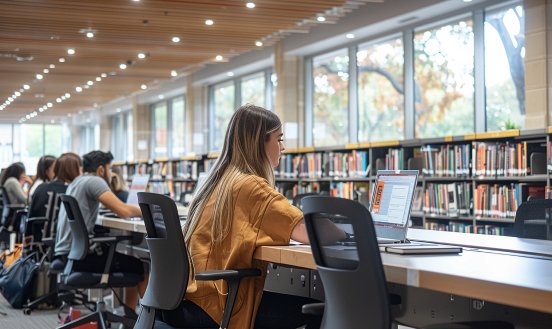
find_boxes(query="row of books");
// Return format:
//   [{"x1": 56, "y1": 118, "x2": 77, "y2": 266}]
[
  {"x1": 472, "y1": 141, "x2": 529, "y2": 176},
  {"x1": 473, "y1": 183, "x2": 521, "y2": 218},
  {"x1": 115, "y1": 160, "x2": 201, "y2": 181},
  {"x1": 421, "y1": 183, "x2": 472, "y2": 217},
  {"x1": 424, "y1": 221, "x2": 505, "y2": 235},
  {"x1": 275, "y1": 151, "x2": 370, "y2": 179},
  {"x1": 421, "y1": 144, "x2": 471, "y2": 177}
]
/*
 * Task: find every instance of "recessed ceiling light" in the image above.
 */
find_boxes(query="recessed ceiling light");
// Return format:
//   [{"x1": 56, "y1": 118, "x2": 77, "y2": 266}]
[
  {"x1": 87, "y1": 81, "x2": 94, "y2": 86},
  {"x1": 84, "y1": 85, "x2": 90, "y2": 89},
  {"x1": 346, "y1": 33, "x2": 355, "y2": 39},
  {"x1": 96, "y1": 77, "x2": 101, "y2": 82},
  {"x1": 56, "y1": 98, "x2": 62, "y2": 103},
  {"x1": 47, "y1": 102, "x2": 53, "y2": 107},
  {"x1": 246, "y1": 2, "x2": 255, "y2": 9},
  {"x1": 67, "y1": 48, "x2": 75, "y2": 55},
  {"x1": 75, "y1": 86, "x2": 83, "y2": 92},
  {"x1": 137, "y1": 53, "x2": 146, "y2": 59},
  {"x1": 59, "y1": 57, "x2": 66, "y2": 63},
  {"x1": 65, "y1": 93, "x2": 71, "y2": 98},
  {"x1": 215, "y1": 55, "x2": 223, "y2": 61},
  {"x1": 255, "y1": 40, "x2": 263, "y2": 47},
  {"x1": 317, "y1": 16, "x2": 326, "y2": 22},
  {"x1": 141, "y1": 84, "x2": 147, "y2": 90},
  {"x1": 101, "y1": 73, "x2": 107, "y2": 78},
  {"x1": 61, "y1": 96, "x2": 66, "y2": 100},
  {"x1": 23, "y1": 84, "x2": 30, "y2": 90},
  {"x1": 49, "y1": 64, "x2": 55, "y2": 69},
  {"x1": 86, "y1": 32, "x2": 94, "y2": 38},
  {"x1": 26, "y1": 114, "x2": 30, "y2": 119},
  {"x1": 8, "y1": 97, "x2": 13, "y2": 102},
  {"x1": 119, "y1": 63, "x2": 127, "y2": 69},
  {"x1": 14, "y1": 91, "x2": 21, "y2": 97},
  {"x1": 172, "y1": 36, "x2": 181, "y2": 43},
  {"x1": 205, "y1": 19, "x2": 214, "y2": 26},
  {"x1": 39, "y1": 108, "x2": 44, "y2": 112},
  {"x1": 43, "y1": 69, "x2": 49, "y2": 74},
  {"x1": 171, "y1": 70, "x2": 177, "y2": 77},
  {"x1": 36, "y1": 74, "x2": 43, "y2": 80},
  {"x1": 227, "y1": 71, "x2": 234, "y2": 77}
]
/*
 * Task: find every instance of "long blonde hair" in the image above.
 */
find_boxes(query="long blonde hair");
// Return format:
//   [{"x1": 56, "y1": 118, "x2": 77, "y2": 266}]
[{"x1": 183, "y1": 104, "x2": 281, "y2": 244}]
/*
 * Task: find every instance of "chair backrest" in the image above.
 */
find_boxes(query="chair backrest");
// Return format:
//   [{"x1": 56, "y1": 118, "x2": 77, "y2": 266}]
[
  {"x1": 513, "y1": 198, "x2": 552, "y2": 240},
  {"x1": 137, "y1": 192, "x2": 188, "y2": 311},
  {"x1": 43, "y1": 192, "x2": 62, "y2": 240},
  {"x1": 292, "y1": 192, "x2": 320, "y2": 209},
  {"x1": 0, "y1": 187, "x2": 11, "y2": 226},
  {"x1": 302, "y1": 196, "x2": 391, "y2": 329},
  {"x1": 60, "y1": 194, "x2": 90, "y2": 261}
]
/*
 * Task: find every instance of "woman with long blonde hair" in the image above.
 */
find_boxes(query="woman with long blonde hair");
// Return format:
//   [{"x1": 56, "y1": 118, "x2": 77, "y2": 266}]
[{"x1": 163, "y1": 104, "x2": 327, "y2": 329}]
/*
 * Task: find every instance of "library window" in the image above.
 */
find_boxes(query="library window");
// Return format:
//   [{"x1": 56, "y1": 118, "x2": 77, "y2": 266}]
[
  {"x1": 0, "y1": 124, "x2": 14, "y2": 170},
  {"x1": 111, "y1": 113, "x2": 127, "y2": 161},
  {"x1": 152, "y1": 101, "x2": 168, "y2": 158},
  {"x1": 211, "y1": 80, "x2": 235, "y2": 151},
  {"x1": 414, "y1": 18, "x2": 475, "y2": 138},
  {"x1": 44, "y1": 124, "x2": 63, "y2": 156},
  {"x1": 357, "y1": 36, "x2": 404, "y2": 142},
  {"x1": 485, "y1": 4, "x2": 525, "y2": 131},
  {"x1": 241, "y1": 72, "x2": 265, "y2": 107},
  {"x1": 171, "y1": 95, "x2": 186, "y2": 156},
  {"x1": 126, "y1": 112, "x2": 134, "y2": 161},
  {"x1": 312, "y1": 49, "x2": 349, "y2": 147}
]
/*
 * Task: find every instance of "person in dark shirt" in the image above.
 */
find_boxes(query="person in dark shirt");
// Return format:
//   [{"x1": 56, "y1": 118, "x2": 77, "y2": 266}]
[{"x1": 27, "y1": 153, "x2": 82, "y2": 242}]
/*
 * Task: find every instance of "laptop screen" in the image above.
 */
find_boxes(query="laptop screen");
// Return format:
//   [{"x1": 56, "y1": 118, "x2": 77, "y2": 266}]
[
  {"x1": 126, "y1": 174, "x2": 150, "y2": 206},
  {"x1": 369, "y1": 170, "x2": 418, "y2": 229}
]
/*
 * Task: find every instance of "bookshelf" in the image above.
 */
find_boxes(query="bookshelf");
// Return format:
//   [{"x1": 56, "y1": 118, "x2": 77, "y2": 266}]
[
  {"x1": 112, "y1": 128, "x2": 552, "y2": 236},
  {"x1": 274, "y1": 129, "x2": 551, "y2": 236},
  {"x1": 111, "y1": 154, "x2": 204, "y2": 201}
]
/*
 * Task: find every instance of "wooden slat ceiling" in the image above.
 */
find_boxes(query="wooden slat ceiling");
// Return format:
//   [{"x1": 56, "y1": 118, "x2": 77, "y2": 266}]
[{"x1": 0, "y1": 0, "x2": 379, "y2": 124}]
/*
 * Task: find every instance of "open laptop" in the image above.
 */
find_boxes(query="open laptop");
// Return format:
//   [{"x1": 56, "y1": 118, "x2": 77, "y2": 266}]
[
  {"x1": 101, "y1": 174, "x2": 150, "y2": 219},
  {"x1": 368, "y1": 170, "x2": 419, "y2": 244}
]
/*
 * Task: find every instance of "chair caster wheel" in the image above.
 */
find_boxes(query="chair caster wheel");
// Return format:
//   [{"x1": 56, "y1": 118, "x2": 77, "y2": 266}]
[{"x1": 23, "y1": 308, "x2": 32, "y2": 315}]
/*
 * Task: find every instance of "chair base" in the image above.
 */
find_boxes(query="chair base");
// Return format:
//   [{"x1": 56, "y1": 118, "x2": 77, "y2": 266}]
[{"x1": 56, "y1": 300, "x2": 135, "y2": 329}]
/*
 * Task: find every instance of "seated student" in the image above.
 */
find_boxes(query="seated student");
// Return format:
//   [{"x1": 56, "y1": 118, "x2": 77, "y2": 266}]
[
  {"x1": 29, "y1": 153, "x2": 81, "y2": 219},
  {"x1": 54, "y1": 150, "x2": 147, "y2": 313},
  {"x1": 110, "y1": 172, "x2": 129, "y2": 203},
  {"x1": 28, "y1": 155, "x2": 56, "y2": 203},
  {"x1": 1, "y1": 162, "x2": 30, "y2": 206},
  {"x1": 163, "y1": 105, "x2": 345, "y2": 329}
]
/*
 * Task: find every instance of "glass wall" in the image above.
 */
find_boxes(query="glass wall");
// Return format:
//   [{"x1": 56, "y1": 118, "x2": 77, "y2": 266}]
[
  {"x1": 414, "y1": 18, "x2": 475, "y2": 138},
  {"x1": 312, "y1": 49, "x2": 349, "y2": 147},
  {"x1": 171, "y1": 96, "x2": 186, "y2": 157},
  {"x1": 0, "y1": 123, "x2": 68, "y2": 174},
  {"x1": 152, "y1": 102, "x2": 168, "y2": 158},
  {"x1": 241, "y1": 72, "x2": 266, "y2": 107},
  {"x1": 211, "y1": 81, "x2": 235, "y2": 151},
  {"x1": 149, "y1": 95, "x2": 186, "y2": 159},
  {"x1": 357, "y1": 36, "x2": 404, "y2": 142},
  {"x1": 485, "y1": 4, "x2": 525, "y2": 131}
]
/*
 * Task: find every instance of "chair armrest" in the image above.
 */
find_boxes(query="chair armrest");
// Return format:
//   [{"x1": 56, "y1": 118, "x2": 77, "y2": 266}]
[
  {"x1": 302, "y1": 302, "x2": 324, "y2": 316},
  {"x1": 90, "y1": 235, "x2": 132, "y2": 244},
  {"x1": 194, "y1": 268, "x2": 261, "y2": 281},
  {"x1": 195, "y1": 268, "x2": 261, "y2": 329},
  {"x1": 27, "y1": 216, "x2": 48, "y2": 224}
]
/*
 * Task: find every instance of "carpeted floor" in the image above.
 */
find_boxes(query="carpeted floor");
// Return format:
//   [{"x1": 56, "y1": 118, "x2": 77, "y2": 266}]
[{"x1": 0, "y1": 295, "x2": 59, "y2": 329}]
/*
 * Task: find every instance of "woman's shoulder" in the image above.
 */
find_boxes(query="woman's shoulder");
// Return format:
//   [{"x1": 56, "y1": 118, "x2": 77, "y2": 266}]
[{"x1": 237, "y1": 175, "x2": 277, "y2": 196}]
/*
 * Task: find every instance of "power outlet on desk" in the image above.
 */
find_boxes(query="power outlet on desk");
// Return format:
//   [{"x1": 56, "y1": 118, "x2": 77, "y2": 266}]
[{"x1": 264, "y1": 263, "x2": 311, "y2": 298}]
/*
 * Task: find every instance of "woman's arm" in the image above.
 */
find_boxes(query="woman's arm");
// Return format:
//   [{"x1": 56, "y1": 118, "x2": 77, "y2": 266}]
[{"x1": 291, "y1": 217, "x2": 347, "y2": 245}]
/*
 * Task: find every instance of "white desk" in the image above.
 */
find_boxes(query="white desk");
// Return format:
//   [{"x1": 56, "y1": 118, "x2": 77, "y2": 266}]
[{"x1": 98, "y1": 216, "x2": 552, "y2": 325}]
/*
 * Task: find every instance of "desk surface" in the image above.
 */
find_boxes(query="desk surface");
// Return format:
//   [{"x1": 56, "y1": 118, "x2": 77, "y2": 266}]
[{"x1": 98, "y1": 216, "x2": 552, "y2": 315}]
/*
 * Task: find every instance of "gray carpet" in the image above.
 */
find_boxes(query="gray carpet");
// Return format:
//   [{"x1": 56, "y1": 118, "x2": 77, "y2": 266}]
[{"x1": 0, "y1": 295, "x2": 59, "y2": 329}]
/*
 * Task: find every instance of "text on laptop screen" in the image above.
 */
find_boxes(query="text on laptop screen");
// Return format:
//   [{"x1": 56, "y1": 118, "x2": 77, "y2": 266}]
[{"x1": 370, "y1": 172, "x2": 417, "y2": 227}]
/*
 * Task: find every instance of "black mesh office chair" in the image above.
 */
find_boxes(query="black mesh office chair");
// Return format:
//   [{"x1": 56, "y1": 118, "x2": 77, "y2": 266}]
[
  {"x1": 57, "y1": 195, "x2": 143, "y2": 329},
  {"x1": 0, "y1": 186, "x2": 26, "y2": 241},
  {"x1": 513, "y1": 198, "x2": 552, "y2": 240},
  {"x1": 301, "y1": 196, "x2": 514, "y2": 329},
  {"x1": 134, "y1": 192, "x2": 261, "y2": 329}
]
